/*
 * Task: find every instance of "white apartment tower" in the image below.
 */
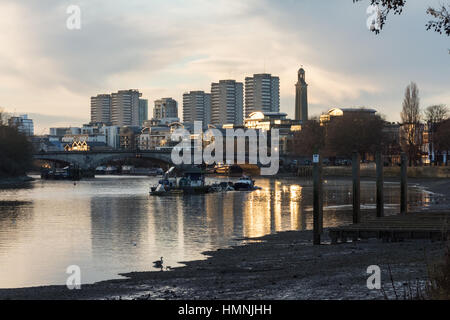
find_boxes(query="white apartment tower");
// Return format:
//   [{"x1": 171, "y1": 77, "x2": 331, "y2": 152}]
[
  {"x1": 211, "y1": 80, "x2": 243, "y2": 127},
  {"x1": 182, "y1": 91, "x2": 211, "y2": 127},
  {"x1": 90, "y1": 94, "x2": 112, "y2": 124},
  {"x1": 111, "y1": 89, "x2": 142, "y2": 127},
  {"x1": 244, "y1": 73, "x2": 279, "y2": 117}
]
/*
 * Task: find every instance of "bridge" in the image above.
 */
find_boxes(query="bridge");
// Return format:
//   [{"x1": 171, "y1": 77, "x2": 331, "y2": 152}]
[
  {"x1": 33, "y1": 150, "x2": 294, "y2": 171},
  {"x1": 33, "y1": 150, "x2": 174, "y2": 170}
]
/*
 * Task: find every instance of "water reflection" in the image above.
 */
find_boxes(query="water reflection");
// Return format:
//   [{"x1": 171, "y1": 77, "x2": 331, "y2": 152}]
[{"x1": 0, "y1": 176, "x2": 433, "y2": 288}]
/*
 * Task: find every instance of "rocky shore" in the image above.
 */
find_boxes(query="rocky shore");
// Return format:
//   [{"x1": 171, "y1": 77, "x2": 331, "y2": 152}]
[{"x1": 0, "y1": 230, "x2": 446, "y2": 300}]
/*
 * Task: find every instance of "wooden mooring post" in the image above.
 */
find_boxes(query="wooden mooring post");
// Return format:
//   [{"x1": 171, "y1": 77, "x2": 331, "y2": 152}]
[
  {"x1": 313, "y1": 154, "x2": 323, "y2": 245},
  {"x1": 352, "y1": 152, "x2": 361, "y2": 224},
  {"x1": 376, "y1": 151, "x2": 384, "y2": 217},
  {"x1": 401, "y1": 153, "x2": 408, "y2": 215}
]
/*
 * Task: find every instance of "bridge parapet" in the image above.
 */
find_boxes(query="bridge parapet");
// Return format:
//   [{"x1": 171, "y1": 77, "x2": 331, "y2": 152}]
[
  {"x1": 33, "y1": 150, "x2": 174, "y2": 170},
  {"x1": 33, "y1": 150, "x2": 289, "y2": 170}
]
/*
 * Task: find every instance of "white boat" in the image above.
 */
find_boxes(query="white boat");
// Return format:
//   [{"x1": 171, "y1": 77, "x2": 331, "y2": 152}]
[
  {"x1": 150, "y1": 167, "x2": 211, "y2": 195},
  {"x1": 233, "y1": 176, "x2": 258, "y2": 191}
]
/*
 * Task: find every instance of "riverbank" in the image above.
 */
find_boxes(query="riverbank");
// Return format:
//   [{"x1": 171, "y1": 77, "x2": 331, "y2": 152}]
[
  {"x1": 0, "y1": 229, "x2": 446, "y2": 300},
  {"x1": 321, "y1": 165, "x2": 450, "y2": 179},
  {"x1": 0, "y1": 177, "x2": 448, "y2": 300},
  {"x1": 0, "y1": 176, "x2": 34, "y2": 188}
]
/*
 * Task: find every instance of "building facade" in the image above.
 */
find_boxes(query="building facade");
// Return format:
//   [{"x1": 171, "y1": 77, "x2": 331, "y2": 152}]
[
  {"x1": 182, "y1": 91, "x2": 211, "y2": 127},
  {"x1": 295, "y1": 68, "x2": 308, "y2": 123},
  {"x1": 119, "y1": 126, "x2": 141, "y2": 150},
  {"x1": 319, "y1": 107, "x2": 378, "y2": 125},
  {"x1": 90, "y1": 94, "x2": 112, "y2": 124},
  {"x1": 244, "y1": 111, "x2": 301, "y2": 155},
  {"x1": 244, "y1": 73, "x2": 279, "y2": 117},
  {"x1": 139, "y1": 99, "x2": 148, "y2": 126},
  {"x1": 111, "y1": 89, "x2": 142, "y2": 127},
  {"x1": 8, "y1": 114, "x2": 34, "y2": 136},
  {"x1": 101, "y1": 126, "x2": 121, "y2": 149},
  {"x1": 153, "y1": 98, "x2": 178, "y2": 120},
  {"x1": 211, "y1": 80, "x2": 243, "y2": 127},
  {"x1": 139, "y1": 126, "x2": 171, "y2": 151}
]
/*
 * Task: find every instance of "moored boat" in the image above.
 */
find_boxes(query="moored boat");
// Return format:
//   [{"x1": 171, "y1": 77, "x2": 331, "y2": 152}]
[
  {"x1": 150, "y1": 167, "x2": 213, "y2": 196},
  {"x1": 233, "y1": 175, "x2": 260, "y2": 191}
]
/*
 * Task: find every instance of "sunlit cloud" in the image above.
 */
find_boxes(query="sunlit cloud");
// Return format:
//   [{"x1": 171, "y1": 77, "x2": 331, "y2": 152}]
[{"x1": 0, "y1": 0, "x2": 448, "y2": 133}]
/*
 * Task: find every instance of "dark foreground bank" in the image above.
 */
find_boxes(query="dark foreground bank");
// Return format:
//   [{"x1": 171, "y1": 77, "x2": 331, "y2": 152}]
[
  {"x1": 0, "y1": 230, "x2": 446, "y2": 300},
  {"x1": 0, "y1": 176, "x2": 34, "y2": 188}
]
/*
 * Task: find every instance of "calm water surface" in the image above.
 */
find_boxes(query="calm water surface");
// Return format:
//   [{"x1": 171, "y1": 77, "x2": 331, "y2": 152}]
[{"x1": 0, "y1": 176, "x2": 433, "y2": 288}]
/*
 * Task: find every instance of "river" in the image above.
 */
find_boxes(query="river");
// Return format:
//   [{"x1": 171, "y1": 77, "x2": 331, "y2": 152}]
[{"x1": 0, "y1": 175, "x2": 433, "y2": 289}]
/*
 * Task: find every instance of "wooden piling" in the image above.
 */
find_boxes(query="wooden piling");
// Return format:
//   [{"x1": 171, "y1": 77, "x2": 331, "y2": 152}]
[
  {"x1": 352, "y1": 152, "x2": 361, "y2": 224},
  {"x1": 401, "y1": 153, "x2": 408, "y2": 215},
  {"x1": 376, "y1": 151, "x2": 384, "y2": 218},
  {"x1": 313, "y1": 154, "x2": 323, "y2": 245}
]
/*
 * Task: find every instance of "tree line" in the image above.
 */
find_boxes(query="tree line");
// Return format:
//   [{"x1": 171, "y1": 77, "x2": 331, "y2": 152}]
[
  {"x1": 289, "y1": 112, "x2": 390, "y2": 163},
  {"x1": 0, "y1": 110, "x2": 33, "y2": 178},
  {"x1": 290, "y1": 82, "x2": 449, "y2": 165},
  {"x1": 400, "y1": 82, "x2": 449, "y2": 165}
]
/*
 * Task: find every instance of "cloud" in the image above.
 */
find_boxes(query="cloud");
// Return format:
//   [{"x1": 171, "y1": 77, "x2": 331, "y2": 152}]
[{"x1": 0, "y1": 0, "x2": 448, "y2": 130}]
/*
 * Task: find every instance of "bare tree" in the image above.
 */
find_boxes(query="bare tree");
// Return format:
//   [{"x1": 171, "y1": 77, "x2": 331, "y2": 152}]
[
  {"x1": 325, "y1": 112, "x2": 386, "y2": 160},
  {"x1": 401, "y1": 82, "x2": 421, "y2": 123},
  {"x1": 425, "y1": 104, "x2": 449, "y2": 124},
  {"x1": 427, "y1": 5, "x2": 450, "y2": 36},
  {"x1": 400, "y1": 82, "x2": 423, "y2": 165},
  {"x1": 425, "y1": 104, "x2": 449, "y2": 164},
  {"x1": 434, "y1": 119, "x2": 450, "y2": 158},
  {"x1": 289, "y1": 118, "x2": 325, "y2": 157},
  {"x1": 353, "y1": 1, "x2": 450, "y2": 36},
  {"x1": 0, "y1": 108, "x2": 33, "y2": 177},
  {"x1": 0, "y1": 108, "x2": 4, "y2": 125}
]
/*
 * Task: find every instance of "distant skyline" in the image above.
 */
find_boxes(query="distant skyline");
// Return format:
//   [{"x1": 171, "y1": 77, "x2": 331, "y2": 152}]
[{"x1": 0, "y1": 0, "x2": 449, "y2": 134}]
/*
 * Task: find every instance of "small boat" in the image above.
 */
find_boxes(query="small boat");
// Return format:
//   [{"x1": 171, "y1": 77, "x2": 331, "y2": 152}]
[
  {"x1": 40, "y1": 165, "x2": 82, "y2": 181},
  {"x1": 214, "y1": 164, "x2": 243, "y2": 175},
  {"x1": 210, "y1": 181, "x2": 235, "y2": 192},
  {"x1": 233, "y1": 175, "x2": 259, "y2": 191},
  {"x1": 150, "y1": 167, "x2": 214, "y2": 196}
]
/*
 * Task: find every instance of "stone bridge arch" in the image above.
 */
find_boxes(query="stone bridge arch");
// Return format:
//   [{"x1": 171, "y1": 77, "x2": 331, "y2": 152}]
[
  {"x1": 89, "y1": 152, "x2": 174, "y2": 169},
  {"x1": 33, "y1": 151, "x2": 174, "y2": 170}
]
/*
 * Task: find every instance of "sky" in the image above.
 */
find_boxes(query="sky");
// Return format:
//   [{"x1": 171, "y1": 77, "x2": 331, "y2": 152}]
[{"x1": 0, "y1": 0, "x2": 449, "y2": 134}]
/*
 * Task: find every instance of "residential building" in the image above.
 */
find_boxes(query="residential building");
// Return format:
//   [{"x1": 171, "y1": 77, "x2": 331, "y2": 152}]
[
  {"x1": 319, "y1": 107, "x2": 378, "y2": 125},
  {"x1": 244, "y1": 73, "x2": 279, "y2": 117},
  {"x1": 90, "y1": 94, "x2": 112, "y2": 124},
  {"x1": 153, "y1": 98, "x2": 178, "y2": 120},
  {"x1": 111, "y1": 89, "x2": 142, "y2": 127},
  {"x1": 32, "y1": 136, "x2": 63, "y2": 152},
  {"x1": 211, "y1": 80, "x2": 243, "y2": 127},
  {"x1": 139, "y1": 126, "x2": 172, "y2": 151},
  {"x1": 244, "y1": 111, "x2": 302, "y2": 155},
  {"x1": 139, "y1": 99, "x2": 148, "y2": 126},
  {"x1": 101, "y1": 126, "x2": 121, "y2": 149},
  {"x1": 119, "y1": 126, "x2": 141, "y2": 150},
  {"x1": 49, "y1": 127, "x2": 83, "y2": 137},
  {"x1": 182, "y1": 91, "x2": 211, "y2": 127},
  {"x1": 8, "y1": 114, "x2": 34, "y2": 136},
  {"x1": 143, "y1": 118, "x2": 180, "y2": 128}
]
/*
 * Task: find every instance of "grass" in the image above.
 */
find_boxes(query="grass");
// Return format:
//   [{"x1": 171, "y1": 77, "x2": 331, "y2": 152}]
[
  {"x1": 380, "y1": 242, "x2": 450, "y2": 300},
  {"x1": 426, "y1": 244, "x2": 450, "y2": 300}
]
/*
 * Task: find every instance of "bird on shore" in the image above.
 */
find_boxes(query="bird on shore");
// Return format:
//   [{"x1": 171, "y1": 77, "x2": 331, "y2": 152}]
[{"x1": 153, "y1": 257, "x2": 163, "y2": 270}]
